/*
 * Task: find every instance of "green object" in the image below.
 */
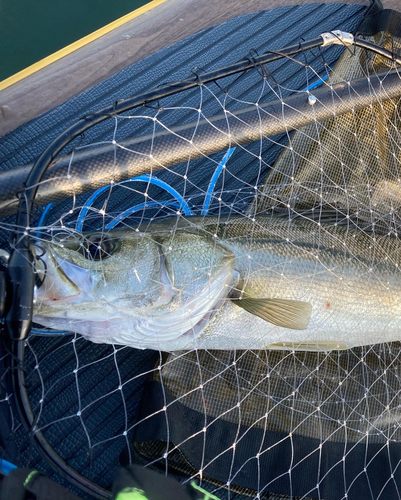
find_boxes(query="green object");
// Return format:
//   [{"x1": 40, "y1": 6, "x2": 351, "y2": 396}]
[
  {"x1": 115, "y1": 486, "x2": 149, "y2": 500},
  {"x1": 190, "y1": 481, "x2": 221, "y2": 500},
  {"x1": 23, "y1": 470, "x2": 39, "y2": 487}
]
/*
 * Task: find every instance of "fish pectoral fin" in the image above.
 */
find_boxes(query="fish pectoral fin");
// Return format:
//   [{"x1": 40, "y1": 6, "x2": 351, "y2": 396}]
[{"x1": 234, "y1": 298, "x2": 312, "y2": 330}]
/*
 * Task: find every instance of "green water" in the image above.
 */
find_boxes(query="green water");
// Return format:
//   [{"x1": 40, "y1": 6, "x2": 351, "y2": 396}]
[{"x1": 0, "y1": 0, "x2": 152, "y2": 82}]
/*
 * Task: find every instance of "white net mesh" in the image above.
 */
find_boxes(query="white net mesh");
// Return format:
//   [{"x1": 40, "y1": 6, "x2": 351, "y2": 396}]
[{"x1": 2, "y1": 28, "x2": 401, "y2": 500}]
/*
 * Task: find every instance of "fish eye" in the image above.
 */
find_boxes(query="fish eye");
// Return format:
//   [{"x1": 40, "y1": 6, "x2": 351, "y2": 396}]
[{"x1": 82, "y1": 235, "x2": 117, "y2": 261}]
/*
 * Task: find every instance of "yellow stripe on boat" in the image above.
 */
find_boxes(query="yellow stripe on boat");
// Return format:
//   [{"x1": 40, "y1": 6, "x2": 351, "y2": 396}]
[{"x1": 0, "y1": 0, "x2": 169, "y2": 92}]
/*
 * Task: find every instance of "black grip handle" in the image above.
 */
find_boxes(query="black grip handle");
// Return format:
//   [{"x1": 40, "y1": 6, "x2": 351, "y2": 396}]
[{"x1": 4, "y1": 246, "x2": 35, "y2": 341}]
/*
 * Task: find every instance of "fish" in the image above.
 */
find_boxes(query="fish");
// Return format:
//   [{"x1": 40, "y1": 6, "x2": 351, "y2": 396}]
[{"x1": 32, "y1": 215, "x2": 401, "y2": 351}]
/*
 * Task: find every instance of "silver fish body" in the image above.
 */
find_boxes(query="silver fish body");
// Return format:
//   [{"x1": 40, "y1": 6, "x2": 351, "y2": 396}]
[{"x1": 33, "y1": 216, "x2": 401, "y2": 351}]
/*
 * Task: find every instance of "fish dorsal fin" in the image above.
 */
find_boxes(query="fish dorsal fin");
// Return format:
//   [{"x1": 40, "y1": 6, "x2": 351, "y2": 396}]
[{"x1": 234, "y1": 298, "x2": 312, "y2": 330}]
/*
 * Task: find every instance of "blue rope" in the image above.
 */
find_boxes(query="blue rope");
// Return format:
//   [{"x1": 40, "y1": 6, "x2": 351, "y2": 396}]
[
  {"x1": 76, "y1": 174, "x2": 192, "y2": 231},
  {"x1": 131, "y1": 175, "x2": 193, "y2": 216},
  {"x1": 202, "y1": 147, "x2": 236, "y2": 215},
  {"x1": 35, "y1": 202, "x2": 53, "y2": 240},
  {"x1": 305, "y1": 74, "x2": 328, "y2": 91},
  {"x1": 76, "y1": 185, "x2": 111, "y2": 232},
  {"x1": 106, "y1": 201, "x2": 181, "y2": 230}
]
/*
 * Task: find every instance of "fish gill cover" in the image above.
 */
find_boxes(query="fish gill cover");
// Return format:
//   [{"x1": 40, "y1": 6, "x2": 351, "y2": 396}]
[{"x1": 2, "y1": 4, "x2": 401, "y2": 500}]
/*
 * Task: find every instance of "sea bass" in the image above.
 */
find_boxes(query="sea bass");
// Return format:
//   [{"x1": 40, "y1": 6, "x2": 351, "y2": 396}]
[{"x1": 33, "y1": 216, "x2": 401, "y2": 351}]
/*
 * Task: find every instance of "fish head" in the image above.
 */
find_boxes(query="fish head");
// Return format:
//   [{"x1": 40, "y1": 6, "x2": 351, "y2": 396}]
[
  {"x1": 34, "y1": 230, "x2": 170, "y2": 310},
  {"x1": 33, "y1": 229, "x2": 236, "y2": 348}
]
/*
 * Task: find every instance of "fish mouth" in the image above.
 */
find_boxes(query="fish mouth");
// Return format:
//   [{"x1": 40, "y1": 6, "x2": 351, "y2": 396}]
[{"x1": 34, "y1": 246, "x2": 94, "y2": 303}]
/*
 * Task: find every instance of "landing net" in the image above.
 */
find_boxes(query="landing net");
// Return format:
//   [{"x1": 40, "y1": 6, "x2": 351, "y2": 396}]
[{"x1": 2, "y1": 22, "x2": 401, "y2": 500}]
